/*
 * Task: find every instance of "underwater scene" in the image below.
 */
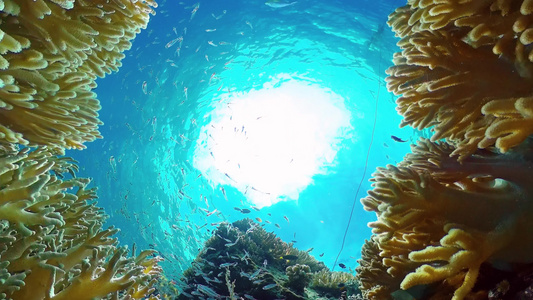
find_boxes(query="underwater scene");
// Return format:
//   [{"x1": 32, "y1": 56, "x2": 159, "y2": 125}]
[{"x1": 3, "y1": 0, "x2": 533, "y2": 299}]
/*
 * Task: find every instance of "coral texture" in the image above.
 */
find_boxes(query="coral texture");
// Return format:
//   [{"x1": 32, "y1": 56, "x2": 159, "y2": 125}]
[
  {"x1": 0, "y1": 145, "x2": 162, "y2": 299},
  {"x1": 177, "y1": 219, "x2": 358, "y2": 299},
  {"x1": 386, "y1": 0, "x2": 533, "y2": 160},
  {"x1": 0, "y1": 1, "x2": 162, "y2": 298},
  {"x1": 359, "y1": 139, "x2": 533, "y2": 299},
  {"x1": 310, "y1": 269, "x2": 357, "y2": 298},
  {"x1": 285, "y1": 264, "x2": 312, "y2": 293},
  {"x1": 361, "y1": 2, "x2": 533, "y2": 297},
  {"x1": 0, "y1": 0, "x2": 156, "y2": 150},
  {"x1": 355, "y1": 237, "x2": 403, "y2": 299}
]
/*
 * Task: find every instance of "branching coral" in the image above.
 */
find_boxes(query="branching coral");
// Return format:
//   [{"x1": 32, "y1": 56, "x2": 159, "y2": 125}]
[
  {"x1": 285, "y1": 264, "x2": 312, "y2": 293},
  {"x1": 386, "y1": 0, "x2": 533, "y2": 159},
  {"x1": 359, "y1": 139, "x2": 533, "y2": 299},
  {"x1": 0, "y1": 145, "x2": 162, "y2": 299},
  {"x1": 178, "y1": 219, "x2": 357, "y2": 299},
  {"x1": 356, "y1": 236, "x2": 403, "y2": 299},
  {"x1": 310, "y1": 269, "x2": 357, "y2": 298},
  {"x1": 0, "y1": 0, "x2": 156, "y2": 150}
]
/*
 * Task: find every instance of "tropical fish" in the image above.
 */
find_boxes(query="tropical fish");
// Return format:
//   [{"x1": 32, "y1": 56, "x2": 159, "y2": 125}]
[
  {"x1": 391, "y1": 135, "x2": 407, "y2": 142},
  {"x1": 142, "y1": 81, "x2": 147, "y2": 94},
  {"x1": 280, "y1": 254, "x2": 298, "y2": 260},
  {"x1": 220, "y1": 262, "x2": 237, "y2": 268},
  {"x1": 338, "y1": 263, "x2": 347, "y2": 269},
  {"x1": 265, "y1": 0, "x2": 297, "y2": 8},
  {"x1": 197, "y1": 284, "x2": 219, "y2": 298},
  {"x1": 109, "y1": 156, "x2": 117, "y2": 173},
  {"x1": 262, "y1": 283, "x2": 277, "y2": 290},
  {"x1": 240, "y1": 209, "x2": 251, "y2": 214}
]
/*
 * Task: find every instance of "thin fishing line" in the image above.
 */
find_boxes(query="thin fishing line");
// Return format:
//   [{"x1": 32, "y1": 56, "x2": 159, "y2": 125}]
[{"x1": 332, "y1": 51, "x2": 381, "y2": 271}]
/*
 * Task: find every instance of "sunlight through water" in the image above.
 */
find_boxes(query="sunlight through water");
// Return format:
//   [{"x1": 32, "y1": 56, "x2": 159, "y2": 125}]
[{"x1": 193, "y1": 75, "x2": 353, "y2": 207}]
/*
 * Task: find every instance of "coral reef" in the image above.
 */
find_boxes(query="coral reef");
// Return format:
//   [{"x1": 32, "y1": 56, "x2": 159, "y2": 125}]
[
  {"x1": 0, "y1": 0, "x2": 163, "y2": 298},
  {"x1": 0, "y1": 0, "x2": 156, "y2": 150},
  {"x1": 359, "y1": 139, "x2": 533, "y2": 299},
  {"x1": 385, "y1": 0, "x2": 533, "y2": 160},
  {"x1": 357, "y1": 0, "x2": 533, "y2": 299},
  {"x1": 177, "y1": 218, "x2": 360, "y2": 299},
  {"x1": 286, "y1": 264, "x2": 312, "y2": 294},
  {"x1": 0, "y1": 145, "x2": 163, "y2": 299},
  {"x1": 310, "y1": 269, "x2": 358, "y2": 298},
  {"x1": 356, "y1": 237, "x2": 402, "y2": 299}
]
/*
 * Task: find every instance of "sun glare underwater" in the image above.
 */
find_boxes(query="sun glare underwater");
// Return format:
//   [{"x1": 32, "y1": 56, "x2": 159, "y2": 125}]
[{"x1": 71, "y1": 0, "x2": 417, "y2": 289}]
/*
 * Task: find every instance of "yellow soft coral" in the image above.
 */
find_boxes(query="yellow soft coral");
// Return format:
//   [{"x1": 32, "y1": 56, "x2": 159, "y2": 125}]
[
  {"x1": 0, "y1": 146, "x2": 162, "y2": 299},
  {"x1": 387, "y1": 0, "x2": 533, "y2": 159},
  {"x1": 360, "y1": 139, "x2": 533, "y2": 299},
  {"x1": 0, "y1": 0, "x2": 156, "y2": 150},
  {"x1": 356, "y1": 236, "x2": 404, "y2": 299}
]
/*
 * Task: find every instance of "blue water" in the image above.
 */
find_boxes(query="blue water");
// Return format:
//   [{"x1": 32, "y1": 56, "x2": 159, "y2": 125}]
[{"x1": 68, "y1": 0, "x2": 417, "y2": 284}]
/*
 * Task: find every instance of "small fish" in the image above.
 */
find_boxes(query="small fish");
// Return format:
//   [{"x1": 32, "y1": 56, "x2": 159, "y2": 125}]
[
  {"x1": 142, "y1": 81, "x2": 147, "y2": 94},
  {"x1": 240, "y1": 209, "x2": 251, "y2": 214},
  {"x1": 338, "y1": 263, "x2": 347, "y2": 269},
  {"x1": 256, "y1": 217, "x2": 262, "y2": 222},
  {"x1": 165, "y1": 37, "x2": 181, "y2": 48},
  {"x1": 262, "y1": 283, "x2": 277, "y2": 290},
  {"x1": 319, "y1": 253, "x2": 324, "y2": 257},
  {"x1": 220, "y1": 186, "x2": 227, "y2": 200},
  {"x1": 220, "y1": 262, "x2": 237, "y2": 268},
  {"x1": 250, "y1": 268, "x2": 262, "y2": 279},
  {"x1": 109, "y1": 156, "x2": 117, "y2": 173},
  {"x1": 245, "y1": 20, "x2": 253, "y2": 29},
  {"x1": 283, "y1": 216, "x2": 289, "y2": 224},
  {"x1": 190, "y1": 3, "x2": 200, "y2": 20},
  {"x1": 391, "y1": 135, "x2": 407, "y2": 142},
  {"x1": 275, "y1": 223, "x2": 280, "y2": 228},
  {"x1": 225, "y1": 236, "x2": 240, "y2": 247},
  {"x1": 197, "y1": 284, "x2": 219, "y2": 298},
  {"x1": 234, "y1": 207, "x2": 242, "y2": 212},
  {"x1": 265, "y1": 0, "x2": 297, "y2": 8},
  {"x1": 280, "y1": 254, "x2": 298, "y2": 260}
]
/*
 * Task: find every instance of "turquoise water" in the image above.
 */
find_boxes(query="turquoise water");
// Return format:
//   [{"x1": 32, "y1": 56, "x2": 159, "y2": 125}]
[{"x1": 69, "y1": 0, "x2": 416, "y2": 283}]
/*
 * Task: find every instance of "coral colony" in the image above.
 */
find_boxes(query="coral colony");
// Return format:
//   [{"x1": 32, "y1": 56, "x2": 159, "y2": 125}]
[
  {"x1": 0, "y1": 0, "x2": 162, "y2": 299},
  {"x1": 2, "y1": 0, "x2": 533, "y2": 300},
  {"x1": 357, "y1": 1, "x2": 533, "y2": 299}
]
